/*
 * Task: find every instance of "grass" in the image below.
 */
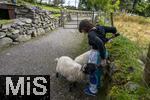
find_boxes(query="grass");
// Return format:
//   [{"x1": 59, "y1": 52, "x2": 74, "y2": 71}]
[
  {"x1": 17, "y1": 0, "x2": 61, "y2": 13},
  {"x1": 93, "y1": 14, "x2": 150, "y2": 99},
  {"x1": 52, "y1": 14, "x2": 61, "y2": 18},
  {"x1": 114, "y1": 14, "x2": 150, "y2": 49},
  {"x1": 32, "y1": 3, "x2": 61, "y2": 13},
  {"x1": 106, "y1": 35, "x2": 150, "y2": 100},
  {"x1": 0, "y1": 20, "x2": 13, "y2": 25}
]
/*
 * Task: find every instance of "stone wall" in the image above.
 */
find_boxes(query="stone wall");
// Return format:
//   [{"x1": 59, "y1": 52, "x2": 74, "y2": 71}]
[{"x1": 0, "y1": 5, "x2": 62, "y2": 48}]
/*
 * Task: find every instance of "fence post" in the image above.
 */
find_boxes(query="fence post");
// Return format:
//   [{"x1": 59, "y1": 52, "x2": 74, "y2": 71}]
[
  {"x1": 92, "y1": 11, "x2": 95, "y2": 24},
  {"x1": 144, "y1": 44, "x2": 150, "y2": 86},
  {"x1": 60, "y1": 9, "x2": 64, "y2": 27},
  {"x1": 77, "y1": 12, "x2": 79, "y2": 28}
]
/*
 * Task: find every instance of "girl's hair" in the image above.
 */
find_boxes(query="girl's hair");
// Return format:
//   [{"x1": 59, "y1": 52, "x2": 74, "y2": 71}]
[{"x1": 79, "y1": 19, "x2": 95, "y2": 33}]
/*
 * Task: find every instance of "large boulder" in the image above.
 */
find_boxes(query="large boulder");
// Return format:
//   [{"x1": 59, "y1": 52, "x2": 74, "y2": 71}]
[
  {"x1": 15, "y1": 35, "x2": 31, "y2": 42},
  {"x1": 0, "y1": 37, "x2": 13, "y2": 48},
  {"x1": 0, "y1": 32, "x2": 6, "y2": 39}
]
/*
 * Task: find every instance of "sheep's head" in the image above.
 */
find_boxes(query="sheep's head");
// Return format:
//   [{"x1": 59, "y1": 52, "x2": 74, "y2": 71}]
[{"x1": 81, "y1": 63, "x2": 98, "y2": 75}]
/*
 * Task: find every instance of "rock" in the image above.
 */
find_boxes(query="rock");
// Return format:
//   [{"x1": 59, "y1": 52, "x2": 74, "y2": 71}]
[
  {"x1": 7, "y1": 34, "x2": 19, "y2": 41},
  {"x1": 125, "y1": 82, "x2": 140, "y2": 92},
  {"x1": 44, "y1": 27, "x2": 51, "y2": 33},
  {"x1": 137, "y1": 59, "x2": 145, "y2": 66},
  {"x1": 12, "y1": 42, "x2": 19, "y2": 45},
  {"x1": 11, "y1": 24, "x2": 17, "y2": 29},
  {"x1": 19, "y1": 9, "x2": 29, "y2": 13},
  {"x1": 26, "y1": 30, "x2": 33, "y2": 35},
  {"x1": 140, "y1": 51, "x2": 148, "y2": 64},
  {"x1": 0, "y1": 37, "x2": 13, "y2": 48},
  {"x1": 12, "y1": 29, "x2": 20, "y2": 35},
  {"x1": 0, "y1": 32, "x2": 6, "y2": 39},
  {"x1": 17, "y1": 21, "x2": 25, "y2": 26},
  {"x1": 50, "y1": 24, "x2": 55, "y2": 30},
  {"x1": 21, "y1": 18, "x2": 32, "y2": 24},
  {"x1": 15, "y1": 35, "x2": 31, "y2": 42},
  {"x1": 31, "y1": 30, "x2": 38, "y2": 37},
  {"x1": 36, "y1": 28, "x2": 45, "y2": 35}
]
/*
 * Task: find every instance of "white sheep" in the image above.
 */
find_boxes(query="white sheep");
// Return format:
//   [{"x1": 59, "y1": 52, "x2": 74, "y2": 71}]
[
  {"x1": 55, "y1": 56, "x2": 86, "y2": 82},
  {"x1": 74, "y1": 50, "x2": 91, "y2": 65},
  {"x1": 55, "y1": 56, "x2": 97, "y2": 91}
]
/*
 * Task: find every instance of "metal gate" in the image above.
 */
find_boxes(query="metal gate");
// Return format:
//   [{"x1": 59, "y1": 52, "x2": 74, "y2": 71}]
[{"x1": 61, "y1": 10, "x2": 98, "y2": 29}]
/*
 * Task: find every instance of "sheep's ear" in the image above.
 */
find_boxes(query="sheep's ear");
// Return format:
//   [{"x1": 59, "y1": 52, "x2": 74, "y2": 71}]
[{"x1": 81, "y1": 64, "x2": 86, "y2": 72}]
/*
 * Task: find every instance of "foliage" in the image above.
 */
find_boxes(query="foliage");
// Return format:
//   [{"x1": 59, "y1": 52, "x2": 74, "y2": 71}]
[
  {"x1": 119, "y1": 0, "x2": 150, "y2": 17},
  {"x1": 119, "y1": 0, "x2": 135, "y2": 11},
  {"x1": 79, "y1": 0, "x2": 120, "y2": 13},
  {"x1": 53, "y1": 0, "x2": 65, "y2": 6},
  {"x1": 134, "y1": 0, "x2": 150, "y2": 17},
  {"x1": 19, "y1": 0, "x2": 36, "y2": 3},
  {"x1": 34, "y1": 3, "x2": 61, "y2": 12}
]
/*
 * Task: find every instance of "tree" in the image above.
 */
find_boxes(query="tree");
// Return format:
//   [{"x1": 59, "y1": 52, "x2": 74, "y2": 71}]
[
  {"x1": 134, "y1": 0, "x2": 150, "y2": 17},
  {"x1": 48, "y1": 0, "x2": 51, "y2": 4},
  {"x1": 79, "y1": 0, "x2": 120, "y2": 12},
  {"x1": 53, "y1": 0, "x2": 65, "y2": 6}
]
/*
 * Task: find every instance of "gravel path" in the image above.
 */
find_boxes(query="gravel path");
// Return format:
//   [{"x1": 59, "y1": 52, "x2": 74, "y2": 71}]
[{"x1": 0, "y1": 21, "x2": 107, "y2": 100}]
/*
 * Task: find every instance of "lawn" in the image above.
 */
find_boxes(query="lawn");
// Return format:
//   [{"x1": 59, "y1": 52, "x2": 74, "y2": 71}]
[
  {"x1": 0, "y1": 20, "x2": 13, "y2": 25},
  {"x1": 114, "y1": 14, "x2": 150, "y2": 49}
]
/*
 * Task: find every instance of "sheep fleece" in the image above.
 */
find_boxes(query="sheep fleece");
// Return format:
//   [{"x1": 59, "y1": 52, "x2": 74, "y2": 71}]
[
  {"x1": 56, "y1": 56, "x2": 85, "y2": 82},
  {"x1": 74, "y1": 50, "x2": 91, "y2": 65}
]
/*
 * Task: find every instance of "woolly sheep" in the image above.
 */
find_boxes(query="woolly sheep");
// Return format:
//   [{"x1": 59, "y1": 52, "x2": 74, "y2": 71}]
[
  {"x1": 74, "y1": 50, "x2": 91, "y2": 65},
  {"x1": 55, "y1": 56, "x2": 97, "y2": 91},
  {"x1": 55, "y1": 56, "x2": 86, "y2": 82}
]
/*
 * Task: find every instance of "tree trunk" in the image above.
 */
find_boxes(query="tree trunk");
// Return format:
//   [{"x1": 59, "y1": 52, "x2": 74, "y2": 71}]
[
  {"x1": 110, "y1": 13, "x2": 114, "y2": 27},
  {"x1": 144, "y1": 44, "x2": 150, "y2": 86}
]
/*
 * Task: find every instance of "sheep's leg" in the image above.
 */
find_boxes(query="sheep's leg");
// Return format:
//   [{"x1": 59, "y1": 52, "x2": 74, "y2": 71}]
[
  {"x1": 73, "y1": 82, "x2": 77, "y2": 88},
  {"x1": 69, "y1": 83, "x2": 72, "y2": 92},
  {"x1": 69, "y1": 82, "x2": 77, "y2": 92},
  {"x1": 69, "y1": 83, "x2": 74, "y2": 92},
  {"x1": 56, "y1": 72, "x2": 59, "y2": 78}
]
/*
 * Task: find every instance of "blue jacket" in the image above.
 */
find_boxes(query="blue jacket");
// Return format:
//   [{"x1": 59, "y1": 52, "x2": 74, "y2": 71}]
[{"x1": 88, "y1": 25, "x2": 117, "y2": 59}]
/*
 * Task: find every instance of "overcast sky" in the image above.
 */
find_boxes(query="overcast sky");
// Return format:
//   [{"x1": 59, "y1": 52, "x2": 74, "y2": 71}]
[{"x1": 41, "y1": 0, "x2": 79, "y2": 7}]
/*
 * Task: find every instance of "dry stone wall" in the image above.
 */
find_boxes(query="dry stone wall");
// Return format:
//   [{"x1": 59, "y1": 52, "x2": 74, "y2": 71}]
[{"x1": 0, "y1": 5, "x2": 63, "y2": 48}]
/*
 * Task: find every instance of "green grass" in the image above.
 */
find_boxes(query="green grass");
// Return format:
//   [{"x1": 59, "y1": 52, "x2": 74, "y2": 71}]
[
  {"x1": 115, "y1": 14, "x2": 150, "y2": 25},
  {"x1": 0, "y1": 20, "x2": 13, "y2": 25},
  {"x1": 106, "y1": 35, "x2": 150, "y2": 100},
  {"x1": 17, "y1": 0, "x2": 61, "y2": 13},
  {"x1": 52, "y1": 14, "x2": 61, "y2": 18},
  {"x1": 114, "y1": 14, "x2": 150, "y2": 49},
  {"x1": 32, "y1": 3, "x2": 61, "y2": 13}
]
